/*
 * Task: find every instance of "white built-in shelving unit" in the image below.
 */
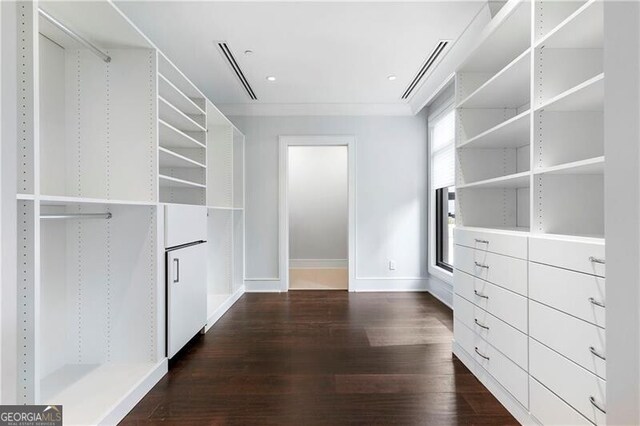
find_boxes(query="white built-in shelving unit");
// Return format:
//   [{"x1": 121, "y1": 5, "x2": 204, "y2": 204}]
[
  {"x1": 453, "y1": 1, "x2": 606, "y2": 425},
  {"x1": 205, "y1": 102, "x2": 245, "y2": 328},
  {"x1": 9, "y1": 1, "x2": 245, "y2": 424},
  {"x1": 157, "y1": 53, "x2": 208, "y2": 205}
]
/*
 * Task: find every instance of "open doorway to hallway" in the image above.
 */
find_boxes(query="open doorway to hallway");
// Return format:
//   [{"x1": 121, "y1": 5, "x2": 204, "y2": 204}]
[{"x1": 287, "y1": 145, "x2": 348, "y2": 290}]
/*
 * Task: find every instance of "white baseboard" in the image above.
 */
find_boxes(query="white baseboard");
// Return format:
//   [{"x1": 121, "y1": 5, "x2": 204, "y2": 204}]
[
  {"x1": 351, "y1": 277, "x2": 429, "y2": 292},
  {"x1": 98, "y1": 359, "x2": 168, "y2": 426},
  {"x1": 244, "y1": 279, "x2": 283, "y2": 293},
  {"x1": 427, "y1": 275, "x2": 453, "y2": 309},
  {"x1": 453, "y1": 342, "x2": 537, "y2": 426},
  {"x1": 289, "y1": 259, "x2": 348, "y2": 269},
  {"x1": 205, "y1": 285, "x2": 245, "y2": 332}
]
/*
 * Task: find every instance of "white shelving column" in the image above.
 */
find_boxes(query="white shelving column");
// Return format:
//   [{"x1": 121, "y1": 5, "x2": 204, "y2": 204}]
[
  {"x1": 157, "y1": 53, "x2": 207, "y2": 205},
  {"x1": 453, "y1": 1, "x2": 607, "y2": 425},
  {"x1": 205, "y1": 102, "x2": 246, "y2": 330},
  {"x1": 455, "y1": 0, "x2": 532, "y2": 231},
  {"x1": 12, "y1": 1, "x2": 167, "y2": 424}
]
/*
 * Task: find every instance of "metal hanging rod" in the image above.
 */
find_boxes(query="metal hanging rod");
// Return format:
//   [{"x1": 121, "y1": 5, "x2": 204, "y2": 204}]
[
  {"x1": 40, "y1": 213, "x2": 112, "y2": 220},
  {"x1": 38, "y1": 8, "x2": 111, "y2": 63}
]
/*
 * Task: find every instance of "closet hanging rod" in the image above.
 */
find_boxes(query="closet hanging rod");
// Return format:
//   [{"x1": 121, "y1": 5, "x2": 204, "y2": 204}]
[
  {"x1": 40, "y1": 213, "x2": 112, "y2": 220},
  {"x1": 38, "y1": 9, "x2": 111, "y2": 63}
]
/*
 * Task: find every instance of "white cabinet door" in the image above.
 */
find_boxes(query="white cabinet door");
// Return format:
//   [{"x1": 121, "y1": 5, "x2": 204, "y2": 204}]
[{"x1": 167, "y1": 243, "x2": 207, "y2": 358}]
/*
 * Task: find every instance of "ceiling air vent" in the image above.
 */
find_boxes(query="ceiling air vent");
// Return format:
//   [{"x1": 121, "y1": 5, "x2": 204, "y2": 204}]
[
  {"x1": 401, "y1": 40, "x2": 450, "y2": 100},
  {"x1": 217, "y1": 42, "x2": 258, "y2": 100}
]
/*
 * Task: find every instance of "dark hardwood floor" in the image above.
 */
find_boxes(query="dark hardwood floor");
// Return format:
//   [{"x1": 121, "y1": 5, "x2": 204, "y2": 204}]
[{"x1": 121, "y1": 292, "x2": 517, "y2": 425}]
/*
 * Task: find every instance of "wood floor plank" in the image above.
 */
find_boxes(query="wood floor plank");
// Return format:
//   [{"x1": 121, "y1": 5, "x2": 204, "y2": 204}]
[{"x1": 122, "y1": 291, "x2": 516, "y2": 425}]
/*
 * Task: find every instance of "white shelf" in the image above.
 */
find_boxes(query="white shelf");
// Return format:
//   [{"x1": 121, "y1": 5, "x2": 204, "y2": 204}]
[
  {"x1": 38, "y1": 194, "x2": 156, "y2": 206},
  {"x1": 40, "y1": 363, "x2": 159, "y2": 426},
  {"x1": 457, "y1": 225, "x2": 531, "y2": 235},
  {"x1": 458, "y1": 171, "x2": 530, "y2": 189},
  {"x1": 459, "y1": 0, "x2": 531, "y2": 72},
  {"x1": 158, "y1": 73, "x2": 206, "y2": 117},
  {"x1": 158, "y1": 53, "x2": 206, "y2": 102},
  {"x1": 17, "y1": 193, "x2": 36, "y2": 201},
  {"x1": 159, "y1": 97, "x2": 206, "y2": 133},
  {"x1": 535, "y1": 156, "x2": 604, "y2": 176},
  {"x1": 159, "y1": 147, "x2": 206, "y2": 169},
  {"x1": 159, "y1": 120, "x2": 206, "y2": 150},
  {"x1": 537, "y1": 74, "x2": 604, "y2": 112},
  {"x1": 459, "y1": 110, "x2": 530, "y2": 149},
  {"x1": 535, "y1": 0, "x2": 603, "y2": 49},
  {"x1": 207, "y1": 205, "x2": 242, "y2": 211},
  {"x1": 458, "y1": 49, "x2": 531, "y2": 109},
  {"x1": 159, "y1": 174, "x2": 206, "y2": 189}
]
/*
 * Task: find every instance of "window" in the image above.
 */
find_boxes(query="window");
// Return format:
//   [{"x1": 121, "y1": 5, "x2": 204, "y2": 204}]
[
  {"x1": 429, "y1": 106, "x2": 455, "y2": 275},
  {"x1": 436, "y1": 187, "x2": 455, "y2": 272}
]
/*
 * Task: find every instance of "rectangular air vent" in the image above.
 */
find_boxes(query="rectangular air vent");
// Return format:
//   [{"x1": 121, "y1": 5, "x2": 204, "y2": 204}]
[
  {"x1": 217, "y1": 42, "x2": 257, "y2": 100},
  {"x1": 402, "y1": 40, "x2": 450, "y2": 100}
]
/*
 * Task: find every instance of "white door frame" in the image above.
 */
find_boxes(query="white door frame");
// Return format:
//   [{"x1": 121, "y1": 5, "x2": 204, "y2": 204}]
[{"x1": 279, "y1": 135, "x2": 356, "y2": 292}]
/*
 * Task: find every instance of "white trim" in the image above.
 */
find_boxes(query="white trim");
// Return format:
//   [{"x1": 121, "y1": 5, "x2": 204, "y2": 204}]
[
  {"x1": 98, "y1": 360, "x2": 168, "y2": 426},
  {"x1": 426, "y1": 275, "x2": 453, "y2": 308},
  {"x1": 244, "y1": 280, "x2": 282, "y2": 293},
  {"x1": 355, "y1": 276, "x2": 428, "y2": 281},
  {"x1": 289, "y1": 259, "x2": 348, "y2": 269},
  {"x1": 219, "y1": 103, "x2": 413, "y2": 117},
  {"x1": 427, "y1": 94, "x2": 455, "y2": 286},
  {"x1": 453, "y1": 342, "x2": 538, "y2": 426},
  {"x1": 279, "y1": 136, "x2": 356, "y2": 292},
  {"x1": 351, "y1": 278, "x2": 428, "y2": 292},
  {"x1": 204, "y1": 285, "x2": 245, "y2": 332}
]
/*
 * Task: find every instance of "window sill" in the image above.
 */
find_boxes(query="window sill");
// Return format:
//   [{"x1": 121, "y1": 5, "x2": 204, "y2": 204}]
[{"x1": 428, "y1": 264, "x2": 453, "y2": 285}]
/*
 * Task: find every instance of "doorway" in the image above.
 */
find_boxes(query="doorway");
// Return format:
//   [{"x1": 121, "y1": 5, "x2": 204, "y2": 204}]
[{"x1": 279, "y1": 136, "x2": 355, "y2": 292}]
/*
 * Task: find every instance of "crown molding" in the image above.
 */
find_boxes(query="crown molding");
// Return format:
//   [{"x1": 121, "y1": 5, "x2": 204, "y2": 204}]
[{"x1": 217, "y1": 102, "x2": 414, "y2": 117}]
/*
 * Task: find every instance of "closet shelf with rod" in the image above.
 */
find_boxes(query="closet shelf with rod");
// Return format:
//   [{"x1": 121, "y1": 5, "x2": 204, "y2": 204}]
[
  {"x1": 40, "y1": 212, "x2": 113, "y2": 220},
  {"x1": 38, "y1": 8, "x2": 111, "y2": 63}
]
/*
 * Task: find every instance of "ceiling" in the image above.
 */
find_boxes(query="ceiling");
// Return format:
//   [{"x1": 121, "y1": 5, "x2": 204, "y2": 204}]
[{"x1": 116, "y1": 1, "x2": 484, "y2": 115}]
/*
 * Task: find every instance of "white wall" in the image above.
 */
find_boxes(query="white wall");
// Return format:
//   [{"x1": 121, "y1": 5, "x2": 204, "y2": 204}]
[
  {"x1": 231, "y1": 114, "x2": 428, "y2": 290},
  {"x1": 288, "y1": 146, "x2": 347, "y2": 264}
]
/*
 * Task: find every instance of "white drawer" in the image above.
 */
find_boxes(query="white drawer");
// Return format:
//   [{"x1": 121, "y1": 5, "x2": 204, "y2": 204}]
[
  {"x1": 454, "y1": 295, "x2": 527, "y2": 369},
  {"x1": 455, "y1": 320, "x2": 528, "y2": 407},
  {"x1": 454, "y1": 245, "x2": 527, "y2": 296},
  {"x1": 530, "y1": 301, "x2": 606, "y2": 379},
  {"x1": 530, "y1": 339, "x2": 606, "y2": 425},
  {"x1": 454, "y1": 228, "x2": 527, "y2": 259},
  {"x1": 529, "y1": 262, "x2": 605, "y2": 328},
  {"x1": 530, "y1": 236, "x2": 605, "y2": 277},
  {"x1": 164, "y1": 204, "x2": 207, "y2": 248},
  {"x1": 454, "y1": 270, "x2": 527, "y2": 333},
  {"x1": 530, "y1": 378, "x2": 592, "y2": 426}
]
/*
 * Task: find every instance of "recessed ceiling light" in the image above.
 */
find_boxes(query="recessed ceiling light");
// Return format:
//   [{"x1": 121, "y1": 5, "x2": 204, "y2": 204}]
[
  {"x1": 387, "y1": 75, "x2": 397, "y2": 81},
  {"x1": 266, "y1": 76, "x2": 276, "y2": 81}
]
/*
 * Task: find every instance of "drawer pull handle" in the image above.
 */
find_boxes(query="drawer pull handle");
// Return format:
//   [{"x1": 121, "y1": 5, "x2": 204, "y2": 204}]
[
  {"x1": 474, "y1": 261, "x2": 489, "y2": 269},
  {"x1": 589, "y1": 346, "x2": 606, "y2": 361},
  {"x1": 474, "y1": 318, "x2": 489, "y2": 330},
  {"x1": 589, "y1": 256, "x2": 605, "y2": 265},
  {"x1": 475, "y1": 238, "x2": 489, "y2": 244},
  {"x1": 589, "y1": 396, "x2": 606, "y2": 414},
  {"x1": 474, "y1": 347, "x2": 490, "y2": 360},
  {"x1": 589, "y1": 297, "x2": 605, "y2": 308},
  {"x1": 474, "y1": 290, "x2": 489, "y2": 299}
]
